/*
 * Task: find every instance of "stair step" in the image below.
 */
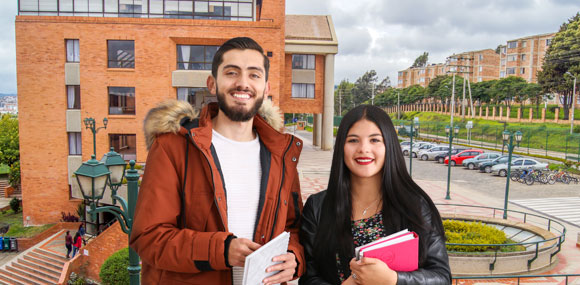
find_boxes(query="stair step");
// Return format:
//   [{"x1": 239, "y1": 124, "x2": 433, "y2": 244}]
[
  {"x1": 18, "y1": 259, "x2": 61, "y2": 277},
  {"x1": 0, "y1": 268, "x2": 37, "y2": 285},
  {"x1": 22, "y1": 256, "x2": 61, "y2": 272},
  {"x1": 13, "y1": 262, "x2": 59, "y2": 282},
  {"x1": 27, "y1": 252, "x2": 64, "y2": 267},
  {"x1": 32, "y1": 249, "x2": 67, "y2": 263},
  {"x1": 5, "y1": 266, "x2": 51, "y2": 285},
  {"x1": 0, "y1": 271, "x2": 25, "y2": 285}
]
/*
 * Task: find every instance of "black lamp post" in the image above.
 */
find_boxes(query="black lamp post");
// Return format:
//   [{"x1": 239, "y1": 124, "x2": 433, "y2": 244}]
[
  {"x1": 502, "y1": 130, "x2": 523, "y2": 219},
  {"x1": 445, "y1": 125, "x2": 460, "y2": 200}
]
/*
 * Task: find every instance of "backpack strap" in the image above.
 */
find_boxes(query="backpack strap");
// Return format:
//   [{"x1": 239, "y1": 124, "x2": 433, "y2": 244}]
[{"x1": 178, "y1": 117, "x2": 199, "y2": 229}]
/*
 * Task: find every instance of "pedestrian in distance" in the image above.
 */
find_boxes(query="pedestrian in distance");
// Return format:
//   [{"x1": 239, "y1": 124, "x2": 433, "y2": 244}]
[
  {"x1": 78, "y1": 223, "x2": 86, "y2": 245},
  {"x1": 71, "y1": 232, "x2": 82, "y2": 258},
  {"x1": 300, "y1": 105, "x2": 451, "y2": 284},
  {"x1": 65, "y1": 230, "x2": 72, "y2": 258},
  {"x1": 130, "y1": 37, "x2": 305, "y2": 285}
]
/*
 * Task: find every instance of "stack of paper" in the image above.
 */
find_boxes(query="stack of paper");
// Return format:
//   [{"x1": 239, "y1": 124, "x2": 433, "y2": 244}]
[
  {"x1": 355, "y1": 229, "x2": 418, "y2": 272},
  {"x1": 242, "y1": 232, "x2": 290, "y2": 285}
]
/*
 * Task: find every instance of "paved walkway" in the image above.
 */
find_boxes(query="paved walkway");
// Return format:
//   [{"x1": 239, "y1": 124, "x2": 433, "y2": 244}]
[{"x1": 290, "y1": 129, "x2": 580, "y2": 282}]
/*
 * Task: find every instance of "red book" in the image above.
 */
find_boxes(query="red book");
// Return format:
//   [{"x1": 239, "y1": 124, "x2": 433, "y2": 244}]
[{"x1": 355, "y1": 229, "x2": 419, "y2": 272}]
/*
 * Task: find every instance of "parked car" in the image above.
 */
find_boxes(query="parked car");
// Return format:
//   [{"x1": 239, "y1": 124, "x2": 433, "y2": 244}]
[
  {"x1": 444, "y1": 149, "x2": 484, "y2": 166},
  {"x1": 419, "y1": 145, "x2": 451, "y2": 161},
  {"x1": 410, "y1": 143, "x2": 437, "y2": 158},
  {"x1": 434, "y1": 148, "x2": 467, "y2": 163},
  {"x1": 401, "y1": 141, "x2": 431, "y2": 156},
  {"x1": 479, "y1": 155, "x2": 522, "y2": 173},
  {"x1": 491, "y1": 158, "x2": 549, "y2": 177},
  {"x1": 462, "y1": 153, "x2": 501, "y2": 170},
  {"x1": 400, "y1": 141, "x2": 412, "y2": 148}
]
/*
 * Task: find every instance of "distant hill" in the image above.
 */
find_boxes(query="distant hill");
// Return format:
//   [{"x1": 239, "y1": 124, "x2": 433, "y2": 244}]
[{"x1": 0, "y1": 94, "x2": 17, "y2": 97}]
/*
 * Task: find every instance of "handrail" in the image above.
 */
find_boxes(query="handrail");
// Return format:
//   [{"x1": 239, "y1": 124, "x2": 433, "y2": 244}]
[
  {"x1": 453, "y1": 274, "x2": 580, "y2": 284},
  {"x1": 436, "y1": 203, "x2": 566, "y2": 255}
]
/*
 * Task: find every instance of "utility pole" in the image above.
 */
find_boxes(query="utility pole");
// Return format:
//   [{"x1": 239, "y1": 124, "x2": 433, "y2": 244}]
[
  {"x1": 451, "y1": 73, "x2": 456, "y2": 127},
  {"x1": 371, "y1": 83, "x2": 375, "y2": 105},
  {"x1": 397, "y1": 91, "x2": 401, "y2": 120},
  {"x1": 462, "y1": 76, "x2": 466, "y2": 119},
  {"x1": 339, "y1": 89, "x2": 342, "y2": 116},
  {"x1": 467, "y1": 78, "x2": 474, "y2": 118}
]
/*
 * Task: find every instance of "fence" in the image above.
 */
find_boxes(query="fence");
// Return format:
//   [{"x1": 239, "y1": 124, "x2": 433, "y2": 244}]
[{"x1": 395, "y1": 120, "x2": 580, "y2": 162}]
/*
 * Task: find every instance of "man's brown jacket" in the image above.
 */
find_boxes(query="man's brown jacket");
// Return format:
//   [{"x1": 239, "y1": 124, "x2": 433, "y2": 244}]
[{"x1": 130, "y1": 100, "x2": 305, "y2": 284}]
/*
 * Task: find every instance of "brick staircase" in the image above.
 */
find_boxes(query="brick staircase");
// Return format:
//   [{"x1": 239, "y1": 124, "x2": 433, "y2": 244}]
[
  {"x1": 0, "y1": 240, "x2": 67, "y2": 284},
  {"x1": 0, "y1": 180, "x2": 8, "y2": 198},
  {"x1": 0, "y1": 180, "x2": 21, "y2": 199}
]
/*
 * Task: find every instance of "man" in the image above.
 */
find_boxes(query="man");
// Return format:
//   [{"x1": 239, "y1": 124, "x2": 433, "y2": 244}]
[{"x1": 130, "y1": 37, "x2": 305, "y2": 284}]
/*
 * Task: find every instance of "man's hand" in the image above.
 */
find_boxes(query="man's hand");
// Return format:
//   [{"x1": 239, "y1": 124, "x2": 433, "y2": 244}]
[
  {"x1": 262, "y1": 252, "x2": 297, "y2": 285},
  {"x1": 227, "y1": 238, "x2": 261, "y2": 267},
  {"x1": 349, "y1": 257, "x2": 397, "y2": 285}
]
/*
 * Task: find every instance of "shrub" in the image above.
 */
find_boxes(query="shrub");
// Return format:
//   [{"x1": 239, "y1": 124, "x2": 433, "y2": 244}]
[
  {"x1": 443, "y1": 219, "x2": 507, "y2": 252},
  {"x1": 9, "y1": 198, "x2": 20, "y2": 213},
  {"x1": 100, "y1": 247, "x2": 129, "y2": 285},
  {"x1": 61, "y1": 212, "x2": 79, "y2": 222},
  {"x1": 8, "y1": 161, "x2": 20, "y2": 187}
]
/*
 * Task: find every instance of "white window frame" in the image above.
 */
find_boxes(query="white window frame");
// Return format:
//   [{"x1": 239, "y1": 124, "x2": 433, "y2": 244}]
[{"x1": 66, "y1": 39, "x2": 80, "y2": 62}]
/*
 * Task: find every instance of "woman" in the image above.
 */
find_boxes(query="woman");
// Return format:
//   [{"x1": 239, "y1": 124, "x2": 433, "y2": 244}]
[
  {"x1": 72, "y1": 232, "x2": 82, "y2": 258},
  {"x1": 300, "y1": 105, "x2": 451, "y2": 284},
  {"x1": 65, "y1": 231, "x2": 73, "y2": 258}
]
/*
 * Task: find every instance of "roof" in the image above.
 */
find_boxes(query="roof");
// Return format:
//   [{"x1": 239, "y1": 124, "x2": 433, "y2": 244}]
[{"x1": 285, "y1": 15, "x2": 336, "y2": 43}]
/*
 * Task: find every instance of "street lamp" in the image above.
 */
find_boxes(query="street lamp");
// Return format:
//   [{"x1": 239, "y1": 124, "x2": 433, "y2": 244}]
[
  {"x1": 445, "y1": 125, "x2": 460, "y2": 200},
  {"x1": 565, "y1": 72, "x2": 577, "y2": 134},
  {"x1": 84, "y1": 117, "x2": 108, "y2": 156},
  {"x1": 502, "y1": 130, "x2": 523, "y2": 219},
  {"x1": 75, "y1": 151, "x2": 141, "y2": 284}
]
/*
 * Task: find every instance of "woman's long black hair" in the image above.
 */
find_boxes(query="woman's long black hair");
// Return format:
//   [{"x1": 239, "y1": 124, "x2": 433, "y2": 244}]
[{"x1": 312, "y1": 105, "x2": 445, "y2": 281}]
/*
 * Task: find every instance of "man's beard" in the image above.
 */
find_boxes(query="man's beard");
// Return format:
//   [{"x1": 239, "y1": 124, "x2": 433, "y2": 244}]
[{"x1": 216, "y1": 86, "x2": 264, "y2": 122}]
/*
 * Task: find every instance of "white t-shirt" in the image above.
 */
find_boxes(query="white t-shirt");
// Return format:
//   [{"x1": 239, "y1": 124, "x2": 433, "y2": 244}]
[{"x1": 212, "y1": 129, "x2": 262, "y2": 285}]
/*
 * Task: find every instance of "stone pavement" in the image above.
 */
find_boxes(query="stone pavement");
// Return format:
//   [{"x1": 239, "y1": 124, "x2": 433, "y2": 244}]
[{"x1": 289, "y1": 129, "x2": 580, "y2": 282}]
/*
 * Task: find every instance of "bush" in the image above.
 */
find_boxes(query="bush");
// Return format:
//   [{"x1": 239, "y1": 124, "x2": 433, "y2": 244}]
[
  {"x1": 443, "y1": 219, "x2": 507, "y2": 252},
  {"x1": 100, "y1": 247, "x2": 129, "y2": 285},
  {"x1": 9, "y1": 198, "x2": 20, "y2": 213},
  {"x1": 8, "y1": 161, "x2": 20, "y2": 187},
  {"x1": 61, "y1": 212, "x2": 79, "y2": 222}
]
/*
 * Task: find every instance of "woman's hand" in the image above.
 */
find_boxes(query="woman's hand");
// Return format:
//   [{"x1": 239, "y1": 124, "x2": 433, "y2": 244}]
[
  {"x1": 341, "y1": 276, "x2": 357, "y2": 285},
  {"x1": 349, "y1": 257, "x2": 397, "y2": 285}
]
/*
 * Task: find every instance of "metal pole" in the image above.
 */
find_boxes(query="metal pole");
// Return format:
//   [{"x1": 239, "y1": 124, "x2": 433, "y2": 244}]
[
  {"x1": 451, "y1": 73, "x2": 456, "y2": 127},
  {"x1": 409, "y1": 123, "x2": 413, "y2": 177},
  {"x1": 545, "y1": 130, "x2": 549, "y2": 157},
  {"x1": 462, "y1": 76, "x2": 466, "y2": 119},
  {"x1": 371, "y1": 83, "x2": 375, "y2": 105},
  {"x1": 445, "y1": 131, "x2": 453, "y2": 200},
  {"x1": 571, "y1": 76, "x2": 576, "y2": 134},
  {"x1": 126, "y1": 161, "x2": 141, "y2": 285},
  {"x1": 503, "y1": 135, "x2": 514, "y2": 219},
  {"x1": 397, "y1": 91, "x2": 400, "y2": 120}
]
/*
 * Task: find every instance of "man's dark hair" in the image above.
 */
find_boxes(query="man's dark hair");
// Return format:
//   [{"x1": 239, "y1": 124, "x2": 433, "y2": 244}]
[{"x1": 212, "y1": 37, "x2": 270, "y2": 81}]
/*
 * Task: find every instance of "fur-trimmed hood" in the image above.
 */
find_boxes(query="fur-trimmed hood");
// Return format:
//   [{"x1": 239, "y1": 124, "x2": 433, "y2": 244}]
[{"x1": 144, "y1": 99, "x2": 284, "y2": 150}]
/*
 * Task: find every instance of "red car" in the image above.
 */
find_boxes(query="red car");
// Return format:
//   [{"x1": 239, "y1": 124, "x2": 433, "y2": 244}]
[{"x1": 444, "y1": 150, "x2": 484, "y2": 166}]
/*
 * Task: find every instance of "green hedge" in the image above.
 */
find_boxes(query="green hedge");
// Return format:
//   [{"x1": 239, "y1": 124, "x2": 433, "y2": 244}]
[{"x1": 100, "y1": 248, "x2": 129, "y2": 285}]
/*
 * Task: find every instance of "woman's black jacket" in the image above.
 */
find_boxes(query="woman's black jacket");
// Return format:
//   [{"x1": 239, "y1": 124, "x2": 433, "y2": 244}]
[{"x1": 299, "y1": 190, "x2": 452, "y2": 284}]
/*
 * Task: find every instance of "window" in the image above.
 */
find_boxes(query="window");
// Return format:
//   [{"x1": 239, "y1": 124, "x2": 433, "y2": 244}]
[
  {"x1": 109, "y1": 134, "x2": 136, "y2": 161},
  {"x1": 500, "y1": 71, "x2": 505, "y2": 78},
  {"x1": 520, "y1": 68, "x2": 525, "y2": 74},
  {"x1": 108, "y1": 40, "x2": 135, "y2": 68},
  {"x1": 66, "y1": 39, "x2": 80, "y2": 62},
  {"x1": 521, "y1": 54, "x2": 526, "y2": 61},
  {"x1": 292, "y1": 55, "x2": 315, "y2": 70},
  {"x1": 68, "y1": 132, "x2": 82, "y2": 155},
  {"x1": 501, "y1": 47, "x2": 506, "y2": 54},
  {"x1": 291, "y1": 83, "x2": 314, "y2": 98},
  {"x1": 512, "y1": 160, "x2": 523, "y2": 166},
  {"x1": 108, "y1": 87, "x2": 135, "y2": 115},
  {"x1": 507, "y1": 41, "x2": 517, "y2": 49},
  {"x1": 419, "y1": 78, "x2": 425, "y2": 83},
  {"x1": 398, "y1": 79, "x2": 403, "y2": 84},
  {"x1": 507, "y1": 55, "x2": 517, "y2": 61},
  {"x1": 177, "y1": 45, "x2": 219, "y2": 70},
  {"x1": 398, "y1": 72, "x2": 403, "y2": 77},
  {"x1": 524, "y1": 160, "x2": 536, "y2": 166},
  {"x1": 521, "y1": 41, "x2": 527, "y2": 48},
  {"x1": 478, "y1": 66, "x2": 483, "y2": 72},
  {"x1": 506, "y1": 68, "x2": 516, "y2": 75},
  {"x1": 477, "y1": 77, "x2": 482, "y2": 82},
  {"x1": 67, "y1": 85, "x2": 81, "y2": 109},
  {"x1": 546, "y1": 39, "x2": 552, "y2": 46},
  {"x1": 177, "y1": 87, "x2": 215, "y2": 109},
  {"x1": 418, "y1": 69, "x2": 425, "y2": 75},
  {"x1": 500, "y1": 59, "x2": 506, "y2": 66}
]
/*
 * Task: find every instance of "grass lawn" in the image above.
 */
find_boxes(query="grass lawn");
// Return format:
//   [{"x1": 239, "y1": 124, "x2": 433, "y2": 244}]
[
  {"x1": 0, "y1": 210, "x2": 54, "y2": 238},
  {"x1": 0, "y1": 164, "x2": 9, "y2": 175}
]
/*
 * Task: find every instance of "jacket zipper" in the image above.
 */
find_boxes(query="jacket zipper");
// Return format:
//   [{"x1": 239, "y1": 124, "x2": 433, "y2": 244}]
[
  {"x1": 268, "y1": 136, "x2": 294, "y2": 241},
  {"x1": 188, "y1": 131, "x2": 227, "y2": 231}
]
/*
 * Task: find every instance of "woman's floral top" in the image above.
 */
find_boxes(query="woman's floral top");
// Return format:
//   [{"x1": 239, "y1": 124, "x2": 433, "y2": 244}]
[{"x1": 336, "y1": 212, "x2": 386, "y2": 282}]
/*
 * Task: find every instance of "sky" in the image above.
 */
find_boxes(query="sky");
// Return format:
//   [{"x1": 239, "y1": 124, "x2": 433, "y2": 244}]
[{"x1": 1, "y1": 1, "x2": 579, "y2": 94}]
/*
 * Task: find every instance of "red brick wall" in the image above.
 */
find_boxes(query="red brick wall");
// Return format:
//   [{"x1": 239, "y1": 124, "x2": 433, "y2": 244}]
[
  {"x1": 16, "y1": 9, "x2": 286, "y2": 224},
  {"x1": 280, "y1": 54, "x2": 325, "y2": 114}
]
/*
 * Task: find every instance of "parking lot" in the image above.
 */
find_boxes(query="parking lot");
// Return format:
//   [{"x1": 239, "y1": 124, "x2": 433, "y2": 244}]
[{"x1": 404, "y1": 149, "x2": 579, "y2": 201}]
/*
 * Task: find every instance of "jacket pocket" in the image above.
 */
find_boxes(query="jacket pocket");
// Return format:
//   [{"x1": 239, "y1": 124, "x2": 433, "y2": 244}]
[{"x1": 288, "y1": 192, "x2": 300, "y2": 229}]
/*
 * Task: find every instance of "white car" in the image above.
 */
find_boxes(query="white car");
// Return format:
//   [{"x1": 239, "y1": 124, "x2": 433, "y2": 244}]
[
  {"x1": 410, "y1": 143, "x2": 437, "y2": 158},
  {"x1": 491, "y1": 158, "x2": 549, "y2": 177},
  {"x1": 401, "y1": 142, "x2": 430, "y2": 157},
  {"x1": 462, "y1": 153, "x2": 501, "y2": 170},
  {"x1": 419, "y1": 145, "x2": 451, "y2": 161}
]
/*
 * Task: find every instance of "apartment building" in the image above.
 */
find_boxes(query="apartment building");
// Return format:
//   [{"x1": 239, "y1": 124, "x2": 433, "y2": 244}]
[
  {"x1": 446, "y1": 49, "x2": 500, "y2": 83},
  {"x1": 397, "y1": 63, "x2": 446, "y2": 88},
  {"x1": 15, "y1": 0, "x2": 338, "y2": 225},
  {"x1": 498, "y1": 33, "x2": 555, "y2": 83}
]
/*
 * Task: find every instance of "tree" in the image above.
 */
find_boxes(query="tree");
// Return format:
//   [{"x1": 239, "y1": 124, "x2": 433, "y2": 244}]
[
  {"x1": 0, "y1": 114, "x2": 19, "y2": 168},
  {"x1": 334, "y1": 80, "x2": 355, "y2": 116},
  {"x1": 471, "y1": 80, "x2": 497, "y2": 104},
  {"x1": 411, "y1": 52, "x2": 429, "y2": 68},
  {"x1": 538, "y1": 13, "x2": 580, "y2": 120},
  {"x1": 351, "y1": 70, "x2": 379, "y2": 107},
  {"x1": 524, "y1": 83, "x2": 544, "y2": 119},
  {"x1": 490, "y1": 76, "x2": 528, "y2": 106}
]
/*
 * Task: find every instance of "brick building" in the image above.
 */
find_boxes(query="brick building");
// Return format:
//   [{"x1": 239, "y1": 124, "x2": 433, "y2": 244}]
[
  {"x1": 397, "y1": 63, "x2": 446, "y2": 88},
  {"x1": 15, "y1": 0, "x2": 337, "y2": 226},
  {"x1": 498, "y1": 32, "x2": 555, "y2": 83}
]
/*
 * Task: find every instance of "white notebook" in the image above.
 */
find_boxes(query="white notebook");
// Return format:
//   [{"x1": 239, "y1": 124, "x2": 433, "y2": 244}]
[{"x1": 242, "y1": 231, "x2": 290, "y2": 285}]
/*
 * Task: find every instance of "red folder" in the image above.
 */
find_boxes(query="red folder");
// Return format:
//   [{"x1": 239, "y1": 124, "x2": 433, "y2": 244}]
[{"x1": 356, "y1": 230, "x2": 419, "y2": 272}]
